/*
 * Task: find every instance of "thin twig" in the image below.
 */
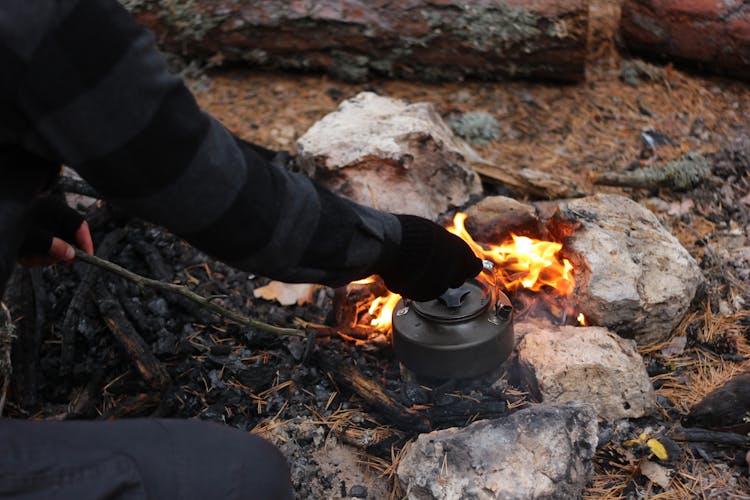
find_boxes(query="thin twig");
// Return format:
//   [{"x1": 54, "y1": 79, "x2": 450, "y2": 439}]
[{"x1": 74, "y1": 249, "x2": 305, "y2": 338}]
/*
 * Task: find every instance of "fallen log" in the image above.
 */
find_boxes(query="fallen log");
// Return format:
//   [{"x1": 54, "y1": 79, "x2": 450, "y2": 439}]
[
  {"x1": 621, "y1": 0, "x2": 750, "y2": 82},
  {"x1": 127, "y1": 0, "x2": 588, "y2": 82}
]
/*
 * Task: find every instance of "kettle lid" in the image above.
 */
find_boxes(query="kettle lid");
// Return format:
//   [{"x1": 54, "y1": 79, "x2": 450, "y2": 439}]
[{"x1": 412, "y1": 278, "x2": 490, "y2": 323}]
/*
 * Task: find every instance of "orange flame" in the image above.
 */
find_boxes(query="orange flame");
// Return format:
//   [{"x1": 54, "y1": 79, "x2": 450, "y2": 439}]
[
  {"x1": 367, "y1": 293, "x2": 402, "y2": 330},
  {"x1": 353, "y1": 212, "x2": 579, "y2": 332},
  {"x1": 446, "y1": 213, "x2": 575, "y2": 296}
]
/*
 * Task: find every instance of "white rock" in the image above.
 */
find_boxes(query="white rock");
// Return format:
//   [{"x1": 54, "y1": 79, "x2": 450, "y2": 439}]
[
  {"x1": 397, "y1": 403, "x2": 598, "y2": 500},
  {"x1": 516, "y1": 325, "x2": 657, "y2": 421},
  {"x1": 296, "y1": 92, "x2": 482, "y2": 219},
  {"x1": 556, "y1": 194, "x2": 705, "y2": 344}
]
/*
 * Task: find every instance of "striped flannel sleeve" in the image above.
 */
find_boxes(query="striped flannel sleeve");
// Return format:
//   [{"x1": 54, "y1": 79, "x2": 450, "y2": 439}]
[{"x1": 0, "y1": 0, "x2": 401, "y2": 286}]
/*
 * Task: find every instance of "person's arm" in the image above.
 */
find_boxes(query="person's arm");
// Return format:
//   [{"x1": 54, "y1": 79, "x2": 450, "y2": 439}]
[{"x1": 0, "y1": 0, "x2": 480, "y2": 300}]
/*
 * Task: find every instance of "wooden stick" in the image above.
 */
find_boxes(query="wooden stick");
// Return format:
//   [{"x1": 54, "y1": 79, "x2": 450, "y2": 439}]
[{"x1": 74, "y1": 249, "x2": 306, "y2": 338}]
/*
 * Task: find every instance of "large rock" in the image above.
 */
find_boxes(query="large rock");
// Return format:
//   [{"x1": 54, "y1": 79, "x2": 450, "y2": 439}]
[
  {"x1": 397, "y1": 403, "x2": 598, "y2": 500},
  {"x1": 516, "y1": 324, "x2": 657, "y2": 421},
  {"x1": 621, "y1": 0, "x2": 750, "y2": 81},
  {"x1": 296, "y1": 92, "x2": 482, "y2": 219},
  {"x1": 554, "y1": 194, "x2": 704, "y2": 344},
  {"x1": 125, "y1": 0, "x2": 589, "y2": 82}
]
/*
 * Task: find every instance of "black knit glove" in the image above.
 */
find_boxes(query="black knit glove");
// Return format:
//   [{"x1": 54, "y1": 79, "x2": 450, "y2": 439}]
[
  {"x1": 18, "y1": 196, "x2": 85, "y2": 259},
  {"x1": 377, "y1": 214, "x2": 483, "y2": 302},
  {"x1": 0, "y1": 147, "x2": 63, "y2": 294}
]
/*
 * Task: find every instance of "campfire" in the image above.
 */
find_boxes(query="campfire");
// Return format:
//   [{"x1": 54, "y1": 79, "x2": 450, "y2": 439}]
[{"x1": 348, "y1": 212, "x2": 583, "y2": 337}]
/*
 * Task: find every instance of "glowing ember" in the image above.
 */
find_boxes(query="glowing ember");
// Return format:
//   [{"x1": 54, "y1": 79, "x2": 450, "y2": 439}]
[
  {"x1": 577, "y1": 313, "x2": 587, "y2": 326},
  {"x1": 353, "y1": 212, "x2": 581, "y2": 332}
]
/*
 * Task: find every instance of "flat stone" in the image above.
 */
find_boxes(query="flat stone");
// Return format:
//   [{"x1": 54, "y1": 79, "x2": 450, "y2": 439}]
[
  {"x1": 397, "y1": 403, "x2": 598, "y2": 500},
  {"x1": 296, "y1": 92, "x2": 482, "y2": 219},
  {"x1": 516, "y1": 325, "x2": 657, "y2": 421}
]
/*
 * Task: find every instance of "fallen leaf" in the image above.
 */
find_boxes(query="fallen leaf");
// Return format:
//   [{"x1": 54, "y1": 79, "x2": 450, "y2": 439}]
[
  {"x1": 640, "y1": 460, "x2": 671, "y2": 489},
  {"x1": 253, "y1": 281, "x2": 319, "y2": 306},
  {"x1": 646, "y1": 438, "x2": 669, "y2": 461},
  {"x1": 660, "y1": 336, "x2": 687, "y2": 357}
]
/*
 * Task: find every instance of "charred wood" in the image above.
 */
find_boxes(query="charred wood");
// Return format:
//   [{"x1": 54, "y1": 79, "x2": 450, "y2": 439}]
[
  {"x1": 672, "y1": 427, "x2": 749, "y2": 448},
  {"x1": 94, "y1": 282, "x2": 172, "y2": 390},
  {"x1": 45, "y1": 369, "x2": 107, "y2": 421},
  {"x1": 100, "y1": 392, "x2": 162, "y2": 419},
  {"x1": 74, "y1": 249, "x2": 305, "y2": 338},
  {"x1": 427, "y1": 398, "x2": 508, "y2": 426},
  {"x1": 60, "y1": 230, "x2": 125, "y2": 384},
  {"x1": 127, "y1": 0, "x2": 588, "y2": 83},
  {"x1": 115, "y1": 285, "x2": 159, "y2": 335},
  {"x1": 129, "y1": 236, "x2": 214, "y2": 324},
  {"x1": 318, "y1": 352, "x2": 430, "y2": 433},
  {"x1": 0, "y1": 302, "x2": 14, "y2": 415},
  {"x1": 6, "y1": 268, "x2": 45, "y2": 410}
]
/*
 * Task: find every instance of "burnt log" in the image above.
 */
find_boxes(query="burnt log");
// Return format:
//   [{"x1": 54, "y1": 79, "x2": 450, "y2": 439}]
[
  {"x1": 126, "y1": 0, "x2": 589, "y2": 82},
  {"x1": 671, "y1": 426, "x2": 749, "y2": 448},
  {"x1": 318, "y1": 352, "x2": 430, "y2": 432},
  {"x1": 5, "y1": 269, "x2": 45, "y2": 410},
  {"x1": 60, "y1": 229, "x2": 124, "y2": 384},
  {"x1": 94, "y1": 282, "x2": 172, "y2": 390},
  {"x1": 621, "y1": 0, "x2": 750, "y2": 81}
]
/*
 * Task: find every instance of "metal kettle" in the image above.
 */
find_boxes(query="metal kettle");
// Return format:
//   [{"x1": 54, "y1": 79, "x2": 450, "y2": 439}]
[{"x1": 391, "y1": 262, "x2": 514, "y2": 380}]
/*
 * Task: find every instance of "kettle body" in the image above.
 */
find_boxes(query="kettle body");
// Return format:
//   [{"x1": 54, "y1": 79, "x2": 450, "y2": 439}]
[{"x1": 391, "y1": 278, "x2": 514, "y2": 380}]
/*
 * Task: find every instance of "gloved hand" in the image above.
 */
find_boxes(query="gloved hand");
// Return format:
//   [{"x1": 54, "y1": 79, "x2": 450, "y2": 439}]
[
  {"x1": 377, "y1": 214, "x2": 483, "y2": 302},
  {"x1": 17, "y1": 196, "x2": 93, "y2": 267}
]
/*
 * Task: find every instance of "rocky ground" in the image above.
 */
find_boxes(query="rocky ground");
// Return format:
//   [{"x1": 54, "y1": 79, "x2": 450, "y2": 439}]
[{"x1": 3, "y1": 1, "x2": 750, "y2": 499}]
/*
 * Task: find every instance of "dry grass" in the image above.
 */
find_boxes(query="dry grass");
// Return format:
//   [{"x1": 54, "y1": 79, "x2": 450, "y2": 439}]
[{"x1": 583, "y1": 300, "x2": 750, "y2": 498}]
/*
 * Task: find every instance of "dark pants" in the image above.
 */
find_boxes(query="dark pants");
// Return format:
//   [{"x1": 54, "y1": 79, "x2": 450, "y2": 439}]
[{"x1": 0, "y1": 418, "x2": 293, "y2": 499}]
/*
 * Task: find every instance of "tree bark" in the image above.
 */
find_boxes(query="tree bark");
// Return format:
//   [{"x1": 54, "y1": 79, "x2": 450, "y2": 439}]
[
  {"x1": 621, "y1": 0, "x2": 750, "y2": 82},
  {"x1": 126, "y1": 0, "x2": 589, "y2": 82}
]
